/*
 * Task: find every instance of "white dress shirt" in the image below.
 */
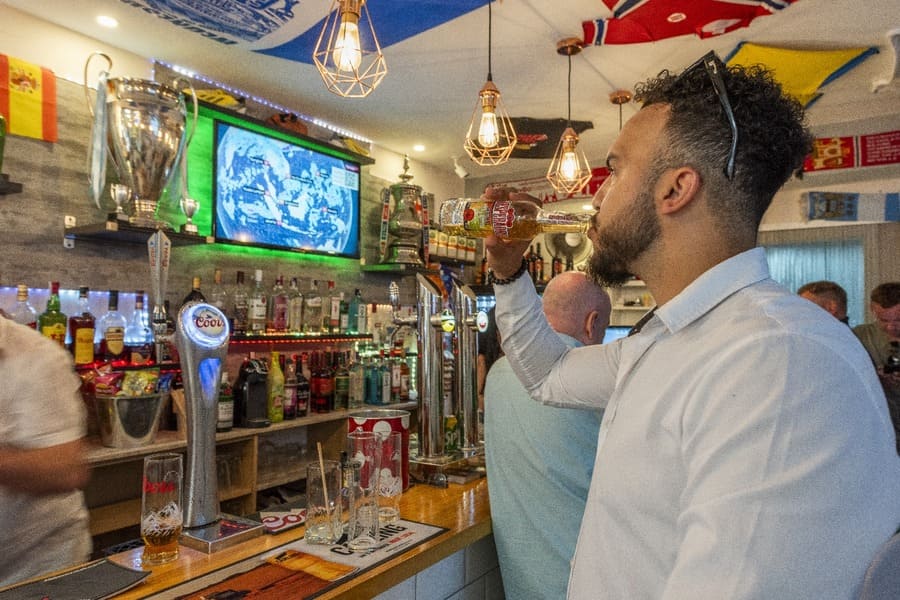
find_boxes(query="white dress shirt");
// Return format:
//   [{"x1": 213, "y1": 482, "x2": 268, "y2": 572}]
[{"x1": 494, "y1": 247, "x2": 900, "y2": 599}]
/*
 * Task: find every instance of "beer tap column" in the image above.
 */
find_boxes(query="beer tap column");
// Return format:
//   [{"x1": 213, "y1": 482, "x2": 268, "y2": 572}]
[
  {"x1": 412, "y1": 273, "x2": 450, "y2": 460},
  {"x1": 451, "y1": 276, "x2": 481, "y2": 456},
  {"x1": 173, "y1": 303, "x2": 230, "y2": 529}
]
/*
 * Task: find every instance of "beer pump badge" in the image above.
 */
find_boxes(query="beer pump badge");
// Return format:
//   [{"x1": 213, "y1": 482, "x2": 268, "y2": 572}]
[
  {"x1": 475, "y1": 310, "x2": 489, "y2": 333},
  {"x1": 181, "y1": 304, "x2": 230, "y2": 348}
]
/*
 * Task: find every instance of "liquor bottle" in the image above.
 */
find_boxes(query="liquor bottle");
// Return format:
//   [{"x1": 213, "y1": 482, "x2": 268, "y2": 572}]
[
  {"x1": 525, "y1": 245, "x2": 536, "y2": 281},
  {"x1": 208, "y1": 268, "x2": 229, "y2": 314},
  {"x1": 395, "y1": 340, "x2": 410, "y2": 401},
  {"x1": 535, "y1": 242, "x2": 546, "y2": 283},
  {"x1": 323, "y1": 280, "x2": 337, "y2": 333},
  {"x1": 364, "y1": 347, "x2": 381, "y2": 405},
  {"x1": 438, "y1": 197, "x2": 591, "y2": 240},
  {"x1": 182, "y1": 276, "x2": 206, "y2": 307},
  {"x1": 565, "y1": 256, "x2": 575, "y2": 272},
  {"x1": 97, "y1": 290, "x2": 128, "y2": 364},
  {"x1": 38, "y1": 281, "x2": 67, "y2": 346},
  {"x1": 283, "y1": 355, "x2": 298, "y2": 420},
  {"x1": 68, "y1": 286, "x2": 95, "y2": 366},
  {"x1": 267, "y1": 351, "x2": 285, "y2": 423},
  {"x1": 348, "y1": 350, "x2": 365, "y2": 409},
  {"x1": 217, "y1": 371, "x2": 234, "y2": 433},
  {"x1": 249, "y1": 269, "x2": 267, "y2": 334},
  {"x1": 379, "y1": 349, "x2": 391, "y2": 406},
  {"x1": 124, "y1": 290, "x2": 154, "y2": 365},
  {"x1": 311, "y1": 351, "x2": 334, "y2": 413},
  {"x1": 287, "y1": 277, "x2": 304, "y2": 334},
  {"x1": 338, "y1": 292, "x2": 349, "y2": 334},
  {"x1": 302, "y1": 279, "x2": 322, "y2": 334},
  {"x1": 333, "y1": 352, "x2": 350, "y2": 410},
  {"x1": 347, "y1": 289, "x2": 364, "y2": 334},
  {"x1": 267, "y1": 275, "x2": 289, "y2": 333},
  {"x1": 294, "y1": 354, "x2": 310, "y2": 417},
  {"x1": 551, "y1": 255, "x2": 564, "y2": 279},
  {"x1": 232, "y1": 271, "x2": 250, "y2": 336},
  {"x1": 9, "y1": 284, "x2": 37, "y2": 329}
]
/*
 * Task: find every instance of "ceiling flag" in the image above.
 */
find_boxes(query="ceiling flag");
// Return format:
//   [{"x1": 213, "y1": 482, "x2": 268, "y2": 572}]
[{"x1": 725, "y1": 42, "x2": 878, "y2": 107}]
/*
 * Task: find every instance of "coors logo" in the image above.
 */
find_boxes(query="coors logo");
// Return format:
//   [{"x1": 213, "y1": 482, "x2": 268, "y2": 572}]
[{"x1": 192, "y1": 306, "x2": 226, "y2": 336}]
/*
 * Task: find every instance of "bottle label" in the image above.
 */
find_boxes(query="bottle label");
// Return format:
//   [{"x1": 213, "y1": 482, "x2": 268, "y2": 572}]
[
  {"x1": 73, "y1": 328, "x2": 95, "y2": 365},
  {"x1": 41, "y1": 323, "x2": 66, "y2": 345},
  {"x1": 217, "y1": 398, "x2": 234, "y2": 430},
  {"x1": 490, "y1": 200, "x2": 514, "y2": 239},
  {"x1": 105, "y1": 327, "x2": 125, "y2": 355}
]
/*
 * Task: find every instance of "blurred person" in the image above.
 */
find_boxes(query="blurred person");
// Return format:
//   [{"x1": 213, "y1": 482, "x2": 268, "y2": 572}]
[
  {"x1": 854, "y1": 282, "x2": 900, "y2": 453},
  {"x1": 485, "y1": 271, "x2": 611, "y2": 599},
  {"x1": 476, "y1": 306, "x2": 502, "y2": 410},
  {"x1": 0, "y1": 317, "x2": 91, "y2": 586},
  {"x1": 798, "y1": 280, "x2": 849, "y2": 324},
  {"x1": 485, "y1": 52, "x2": 900, "y2": 599}
]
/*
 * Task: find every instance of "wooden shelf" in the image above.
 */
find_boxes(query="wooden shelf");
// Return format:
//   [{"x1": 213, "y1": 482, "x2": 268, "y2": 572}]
[
  {"x1": 0, "y1": 174, "x2": 22, "y2": 195},
  {"x1": 64, "y1": 220, "x2": 212, "y2": 246}
]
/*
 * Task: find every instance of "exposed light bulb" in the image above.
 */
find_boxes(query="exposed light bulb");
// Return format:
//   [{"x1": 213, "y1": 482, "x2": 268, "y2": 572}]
[
  {"x1": 332, "y1": 12, "x2": 361, "y2": 72},
  {"x1": 560, "y1": 150, "x2": 579, "y2": 181},
  {"x1": 478, "y1": 110, "x2": 500, "y2": 148}
]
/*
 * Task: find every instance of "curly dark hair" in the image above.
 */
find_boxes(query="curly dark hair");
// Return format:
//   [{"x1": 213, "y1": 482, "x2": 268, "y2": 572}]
[{"x1": 634, "y1": 55, "x2": 813, "y2": 232}]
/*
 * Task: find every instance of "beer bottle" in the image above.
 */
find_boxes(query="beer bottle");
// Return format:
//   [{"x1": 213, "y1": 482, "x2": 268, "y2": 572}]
[{"x1": 439, "y1": 197, "x2": 591, "y2": 240}]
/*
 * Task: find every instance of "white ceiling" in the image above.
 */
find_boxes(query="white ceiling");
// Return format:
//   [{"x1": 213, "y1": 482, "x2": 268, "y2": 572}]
[{"x1": 4, "y1": 0, "x2": 899, "y2": 181}]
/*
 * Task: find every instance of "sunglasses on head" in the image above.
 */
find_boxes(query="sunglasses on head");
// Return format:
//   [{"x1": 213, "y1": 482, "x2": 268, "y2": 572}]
[{"x1": 676, "y1": 51, "x2": 738, "y2": 180}]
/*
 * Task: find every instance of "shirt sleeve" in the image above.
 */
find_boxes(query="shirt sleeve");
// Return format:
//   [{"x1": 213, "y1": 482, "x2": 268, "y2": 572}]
[{"x1": 494, "y1": 275, "x2": 618, "y2": 410}]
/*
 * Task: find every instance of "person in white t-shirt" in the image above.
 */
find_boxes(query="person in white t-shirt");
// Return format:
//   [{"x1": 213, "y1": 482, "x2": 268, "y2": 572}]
[{"x1": 0, "y1": 317, "x2": 91, "y2": 586}]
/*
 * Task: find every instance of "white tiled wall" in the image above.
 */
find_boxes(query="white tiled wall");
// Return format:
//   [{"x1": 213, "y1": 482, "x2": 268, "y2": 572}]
[{"x1": 374, "y1": 535, "x2": 504, "y2": 600}]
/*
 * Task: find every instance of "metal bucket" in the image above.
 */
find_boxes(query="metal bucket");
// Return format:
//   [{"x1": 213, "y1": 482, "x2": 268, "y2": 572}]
[{"x1": 94, "y1": 393, "x2": 166, "y2": 448}]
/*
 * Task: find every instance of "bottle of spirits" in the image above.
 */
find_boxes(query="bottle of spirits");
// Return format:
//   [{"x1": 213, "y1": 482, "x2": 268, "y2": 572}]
[
  {"x1": 124, "y1": 290, "x2": 154, "y2": 365},
  {"x1": 267, "y1": 350, "x2": 285, "y2": 423},
  {"x1": 347, "y1": 289, "x2": 364, "y2": 334},
  {"x1": 333, "y1": 352, "x2": 350, "y2": 410},
  {"x1": 379, "y1": 349, "x2": 391, "y2": 405},
  {"x1": 348, "y1": 349, "x2": 365, "y2": 409},
  {"x1": 294, "y1": 353, "x2": 310, "y2": 417},
  {"x1": 38, "y1": 281, "x2": 67, "y2": 346},
  {"x1": 249, "y1": 269, "x2": 267, "y2": 334},
  {"x1": 217, "y1": 371, "x2": 234, "y2": 433},
  {"x1": 232, "y1": 271, "x2": 250, "y2": 336},
  {"x1": 283, "y1": 355, "x2": 298, "y2": 420},
  {"x1": 68, "y1": 286, "x2": 95, "y2": 366},
  {"x1": 267, "y1": 275, "x2": 289, "y2": 333},
  {"x1": 439, "y1": 197, "x2": 591, "y2": 240},
  {"x1": 182, "y1": 276, "x2": 206, "y2": 307},
  {"x1": 208, "y1": 268, "x2": 229, "y2": 314},
  {"x1": 338, "y1": 292, "x2": 349, "y2": 334},
  {"x1": 287, "y1": 277, "x2": 304, "y2": 334},
  {"x1": 97, "y1": 290, "x2": 128, "y2": 364},
  {"x1": 311, "y1": 351, "x2": 334, "y2": 413},
  {"x1": 323, "y1": 280, "x2": 337, "y2": 333},
  {"x1": 535, "y1": 242, "x2": 546, "y2": 283},
  {"x1": 365, "y1": 347, "x2": 381, "y2": 405},
  {"x1": 389, "y1": 344, "x2": 402, "y2": 403},
  {"x1": 9, "y1": 284, "x2": 37, "y2": 329},
  {"x1": 302, "y1": 279, "x2": 322, "y2": 334}
]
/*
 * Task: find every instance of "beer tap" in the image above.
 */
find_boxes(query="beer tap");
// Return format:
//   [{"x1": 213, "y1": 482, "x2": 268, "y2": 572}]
[
  {"x1": 451, "y1": 276, "x2": 482, "y2": 456},
  {"x1": 388, "y1": 280, "x2": 417, "y2": 344},
  {"x1": 147, "y1": 231, "x2": 171, "y2": 363}
]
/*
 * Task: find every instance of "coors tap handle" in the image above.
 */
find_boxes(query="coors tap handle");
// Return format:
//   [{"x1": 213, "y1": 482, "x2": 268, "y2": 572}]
[{"x1": 174, "y1": 303, "x2": 230, "y2": 529}]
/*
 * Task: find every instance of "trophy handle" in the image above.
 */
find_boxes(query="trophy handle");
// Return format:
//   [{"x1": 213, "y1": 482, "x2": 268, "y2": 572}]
[
  {"x1": 172, "y1": 77, "x2": 200, "y2": 148},
  {"x1": 83, "y1": 51, "x2": 113, "y2": 117}
]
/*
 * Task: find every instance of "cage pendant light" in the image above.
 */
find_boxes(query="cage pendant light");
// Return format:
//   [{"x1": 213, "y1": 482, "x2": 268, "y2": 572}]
[
  {"x1": 547, "y1": 38, "x2": 592, "y2": 195},
  {"x1": 313, "y1": 0, "x2": 387, "y2": 98},
  {"x1": 464, "y1": 1, "x2": 516, "y2": 166}
]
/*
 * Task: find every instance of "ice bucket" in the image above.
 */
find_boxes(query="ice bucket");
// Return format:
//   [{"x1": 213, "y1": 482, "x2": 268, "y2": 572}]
[
  {"x1": 349, "y1": 409, "x2": 411, "y2": 490},
  {"x1": 94, "y1": 392, "x2": 166, "y2": 448}
]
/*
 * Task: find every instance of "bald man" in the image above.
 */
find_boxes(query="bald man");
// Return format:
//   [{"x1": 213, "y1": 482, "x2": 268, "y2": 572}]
[{"x1": 484, "y1": 271, "x2": 612, "y2": 600}]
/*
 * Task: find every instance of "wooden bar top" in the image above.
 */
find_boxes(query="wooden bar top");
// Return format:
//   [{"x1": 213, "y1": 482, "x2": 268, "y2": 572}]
[{"x1": 105, "y1": 477, "x2": 491, "y2": 599}]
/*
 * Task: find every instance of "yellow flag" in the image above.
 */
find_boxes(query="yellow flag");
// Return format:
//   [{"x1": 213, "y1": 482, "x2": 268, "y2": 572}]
[{"x1": 0, "y1": 54, "x2": 58, "y2": 142}]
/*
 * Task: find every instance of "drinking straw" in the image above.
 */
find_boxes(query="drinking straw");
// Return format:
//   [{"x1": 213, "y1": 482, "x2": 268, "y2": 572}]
[{"x1": 316, "y1": 442, "x2": 334, "y2": 538}]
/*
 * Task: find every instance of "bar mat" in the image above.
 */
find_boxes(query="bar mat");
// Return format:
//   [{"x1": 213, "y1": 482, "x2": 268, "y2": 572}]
[{"x1": 0, "y1": 558, "x2": 149, "y2": 600}]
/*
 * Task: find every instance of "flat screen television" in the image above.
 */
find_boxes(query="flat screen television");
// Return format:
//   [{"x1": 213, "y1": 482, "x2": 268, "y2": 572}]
[{"x1": 213, "y1": 119, "x2": 361, "y2": 258}]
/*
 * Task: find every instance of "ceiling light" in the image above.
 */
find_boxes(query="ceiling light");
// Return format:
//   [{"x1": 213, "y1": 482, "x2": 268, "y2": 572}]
[
  {"x1": 96, "y1": 15, "x2": 118, "y2": 28},
  {"x1": 547, "y1": 38, "x2": 592, "y2": 196},
  {"x1": 313, "y1": 0, "x2": 387, "y2": 98},
  {"x1": 463, "y1": 1, "x2": 516, "y2": 166},
  {"x1": 413, "y1": 144, "x2": 426, "y2": 152}
]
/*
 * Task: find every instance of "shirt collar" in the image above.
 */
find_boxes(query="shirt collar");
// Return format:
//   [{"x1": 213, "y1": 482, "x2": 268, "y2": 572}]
[{"x1": 652, "y1": 247, "x2": 771, "y2": 334}]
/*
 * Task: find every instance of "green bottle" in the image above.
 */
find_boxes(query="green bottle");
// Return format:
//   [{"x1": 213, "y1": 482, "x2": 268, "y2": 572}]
[
  {"x1": 38, "y1": 281, "x2": 67, "y2": 347},
  {"x1": 267, "y1": 351, "x2": 285, "y2": 423}
]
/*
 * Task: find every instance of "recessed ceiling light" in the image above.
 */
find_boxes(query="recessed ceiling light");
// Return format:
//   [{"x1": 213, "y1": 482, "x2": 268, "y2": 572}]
[
  {"x1": 582, "y1": 203, "x2": 594, "y2": 211},
  {"x1": 413, "y1": 144, "x2": 426, "y2": 152},
  {"x1": 96, "y1": 15, "x2": 119, "y2": 28}
]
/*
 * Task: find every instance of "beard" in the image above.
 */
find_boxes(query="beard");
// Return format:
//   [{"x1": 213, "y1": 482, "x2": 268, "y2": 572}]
[{"x1": 585, "y1": 185, "x2": 661, "y2": 288}]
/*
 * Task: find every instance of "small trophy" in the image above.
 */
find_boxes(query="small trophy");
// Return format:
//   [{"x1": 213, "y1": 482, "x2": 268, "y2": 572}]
[
  {"x1": 109, "y1": 183, "x2": 131, "y2": 223},
  {"x1": 180, "y1": 195, "x2": 199, "y2": 234}
]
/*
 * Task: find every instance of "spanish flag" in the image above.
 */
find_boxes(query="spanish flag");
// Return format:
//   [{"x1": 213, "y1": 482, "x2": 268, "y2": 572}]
[{"x1": 0, "y1": 54, "x2": 58, "y2": 142}]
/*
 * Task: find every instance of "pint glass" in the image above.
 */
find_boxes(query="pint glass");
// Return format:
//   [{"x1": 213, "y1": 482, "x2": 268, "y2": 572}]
[{"x1": 141, "y1": 452, "x2": 183, "y2": 565}]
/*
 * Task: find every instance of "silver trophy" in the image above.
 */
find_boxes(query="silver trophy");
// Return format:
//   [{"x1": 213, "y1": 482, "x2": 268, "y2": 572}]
[
  {"x1": 109, "y1": 183, "x2": 130, "y2": 222},
  {"x1": 85, "y1": 52, "x2": 198, "y2": 229},
  {"x1": 381, "y1": 156, "x2": 425, "y2": 266},
  {"x1": 180, "y1": 196, "x2": 199, "y2": 234}
]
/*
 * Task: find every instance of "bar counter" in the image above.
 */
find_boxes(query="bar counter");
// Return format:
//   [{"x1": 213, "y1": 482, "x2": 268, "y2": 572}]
[{"x1": 105, "y1": 477, "x2": 491, "y2": 599}]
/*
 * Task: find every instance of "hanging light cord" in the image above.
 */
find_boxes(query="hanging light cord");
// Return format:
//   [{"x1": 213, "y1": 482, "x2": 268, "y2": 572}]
[
  {"x1": 566, "y1": 53, "x2": 573, "y2": 124},
  {"x1": 486, "y1": 1, "x2": 494, "y2": 82}
]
